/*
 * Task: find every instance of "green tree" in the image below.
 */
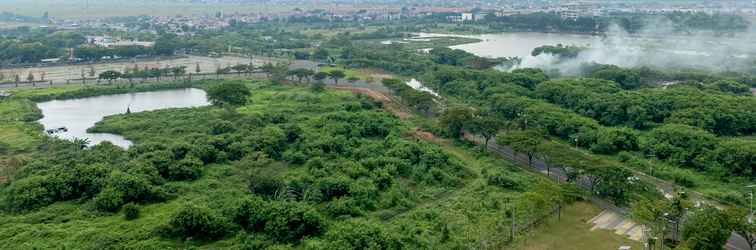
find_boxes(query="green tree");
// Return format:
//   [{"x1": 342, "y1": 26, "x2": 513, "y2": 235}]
[
  {"x1": 497, "y1": 129, "x2": 545, "y2": 167},
  {"x1": 288, "y1": 68, "x2": 314, "y2": 84},
  {"x1": 329, "y1": 70, "x2": 346, "y2": 85},
  {"x1": 727, "y1": 208, "x2": 756, "y2": 250},
  {"x1": 631, "y1": 198, "x2": 670, "y2": 250},
  {"x1": 468, "y1": 112, "x2": 505, "y2": 150},
  {"x1": 171, "y1": 66, "x2": 186, "y2": 79},
  {"x1": 681, "y1": 206, "x2": 733, "y2": 250},
  {"x1": 98, "y1": 70, "x2": 122, "y2": 84},
  {"x1": 206, "y1": 82, "x2": 251, "y2": 108},
  {"x1": 313, "y1": 71, "x2": 329, "y2": 82},
  {"x1": 439, "y1": 106, "x2": 474, "y2": 139}
]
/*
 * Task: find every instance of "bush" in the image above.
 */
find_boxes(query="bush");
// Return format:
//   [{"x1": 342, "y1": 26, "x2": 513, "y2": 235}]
[
  {"x1": 234, "y1": 197, "x2": 270, "y2": 231},
  {"x1": 672, "y1": 172, "x2": 696, "y2": 188},
  {"x1": 311, "y1": 81, "x2": 325, "y2": 92},
  {"x1": 168, "y1": 157, "x2": 203, "y2": 181},
  {"x1": 2, "y1": 175, "x2": 56, "y2": 211},
  {"x1": 210, "y1": 120, "x2": 236, "y2": 135},
  {"x1": 167, "y1": 204, "x2": 228, "y2": 240},
  {"x1": 264, "y1": 201, "x2": 325, "y2": 243},
  {"x1": 123, "y1": 203, "x2": 140, "y2": 220},
  {"x1": 321, "y1": 220, "x2": 400, "y2": 250},
  {"x1": 486, "y1": 172, "x2": 522, "y2": 190},
  {"x1": 93, "y1": 187, "x2": 124, "y2": 212},
  {"x1": 325, "y1": 197, "x2": 364, "y2": 217},
  {"x1": 248, "y1": 172, "x2": 284, "y2": 198},
  {"x1": 107, "y1": 170, "x2": 156, "y2": 203}
]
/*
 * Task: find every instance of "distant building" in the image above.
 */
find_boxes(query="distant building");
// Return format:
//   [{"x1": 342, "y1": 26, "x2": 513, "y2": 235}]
[
  {"x1": 85, "y1": 36, "x2": 154, "y2": 48},
  {"x1": 462, "y1": 13, "x2": 474, "y2": 21},
  {"x1": 41, "y1": 58, "x2": 61, "y2": 63}
]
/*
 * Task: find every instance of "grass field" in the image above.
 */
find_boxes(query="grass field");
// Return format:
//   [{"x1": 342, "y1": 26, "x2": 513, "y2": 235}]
[{"x1": 510, "y1": 202, "x2": 642, "y2": 250}]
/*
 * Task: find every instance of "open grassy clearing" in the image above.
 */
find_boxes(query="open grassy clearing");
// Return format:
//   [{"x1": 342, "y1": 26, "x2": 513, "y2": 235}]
[{"x1": 509, "y1": 202, "x2": 643, "y2": 250}]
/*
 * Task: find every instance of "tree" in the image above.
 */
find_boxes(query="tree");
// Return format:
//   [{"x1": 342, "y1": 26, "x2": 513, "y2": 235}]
[
  {"x1": 497, "y1": 129, "x2": 545, "y2": 167},
  {"x1": 195, "y1": 62, "x2": 201, "y2": 74},
  {"x1": 89, "y1": 66, "x2": 96, "y2": 77},
  {"x1": 681, "y1": 206, "x2": 733, "y2": 250},
  {"x1": 631, "y1": 198, "x2": 671, "y2": 250},
  {"x1": 727, "y1": 208, "x2": 756, "y2": 250},
  {"x1": 288, "y1": 68, "x2": 314, "y2": 84},
  {"x1": 347, "y1": 76, "x2": 360, "y2": 84},
  {"x1": 313, "y1": 71, "x2": 329, "y2": 82},
  {"x1": 206, "y1": 82, "x2": 251, "y2": 109},
  {"x1": 329, "y1": 70, "x2": 346, "y2": 85},
  {"x1": 468, "y1": 112, "x2": 505, "y2": 150},
  {"x1": 98, "y1": 70, "x2": 122, "y2": 84},
  {"x1": 260, "y1": 63, "x2": 275, "y2": 79},
  {"x1": 231, "y1": 64, "x2": 248, "y2": 75},
  {"x1": 439, "y1": 106, "x2": 474, "y2": 139},
  {"x1": 313, "y1": 48, "x2": 330, "y2": 61},
  {"x1": 171, "y1": 66, "x2": 186, "y2": 79},
  {"x1": 26, "y1": 72, "x2": 34, "y2": 83}
]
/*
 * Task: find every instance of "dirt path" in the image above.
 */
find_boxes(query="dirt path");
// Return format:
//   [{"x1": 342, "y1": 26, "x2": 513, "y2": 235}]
[{"x1": 328, "y1": 85, "x2": 411, "y2": 119}]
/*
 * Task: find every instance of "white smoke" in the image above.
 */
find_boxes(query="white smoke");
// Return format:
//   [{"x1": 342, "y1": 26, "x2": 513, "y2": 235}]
[{"x1": 510, "y1": 21, "x2": 756, "y2": 75}]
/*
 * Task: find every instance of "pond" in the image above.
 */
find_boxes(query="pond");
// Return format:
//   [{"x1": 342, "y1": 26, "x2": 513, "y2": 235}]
[{"x1": 36, "y1": 88, "x2": 210, "y2": 148}]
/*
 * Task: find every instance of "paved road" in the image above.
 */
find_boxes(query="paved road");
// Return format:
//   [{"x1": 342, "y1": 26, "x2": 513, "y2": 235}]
[
  {"x1": 0, "y1": 55, "x2": 318, "y2": 89},
  {"x1": 462, "y1": 133, "x2": 752, "y2": 250}
]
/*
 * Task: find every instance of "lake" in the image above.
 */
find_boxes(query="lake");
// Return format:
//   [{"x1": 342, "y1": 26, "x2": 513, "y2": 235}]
[
  {"x1": 417, "y1": 32, "x2": 755, "y2": 73},
  {"x1": 416, "y1": 32, "x2": 599, "y2": 58},
  {"x1": 36, "y1": 88, "x2": 210, "y2": 148}
]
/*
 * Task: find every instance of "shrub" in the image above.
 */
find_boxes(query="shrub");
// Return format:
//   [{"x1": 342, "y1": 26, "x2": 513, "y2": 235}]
[
  {"x1": 234, "y1": 197, "x2": 270, "y2": 231},
  {"x1": 486, "y1": 172, "x2": 522, "y2": 190},
  {"x1": 317, "y1": 175, "x2": 351, "y2": 201},
  {"x1": 264, "y1": 201, "x2": 325, "y2": 243},
  {"x1": 325, "y1": 197, "x2": 364, "y2": 217},
  {"x1": 210, "y1": 120, "x2": 236, "y2": 135},
  {"x1": 168, "y1": 157, "x2": 203, "y2": 181},
  {"x1": 672, "y1": 172, "x2": 696, "y2": 188},
  {"x1": 248, "y1": 172, "x2": 284, "y2": 198},
  {"x1": 107, "y1": 170, "x2": 156, "y2": 203},
  {"x1": 2, "y1": 175, "x2": 56, "y2": 211},
  {"x1": 93, "y1": 187, "x2": 124, "y2": 212},
  {"x1": 123, "y1": 203, "x2": 140, "y2": 220},
  {"x1": 167, "y1": 204, "x2": 228, "y2": 240},
  {"x1": 322, "y1": 220, "x2": 400, "y2": 249},
  {"x1": 311, "y1": 81, "x2": 325, "y2": 92}
]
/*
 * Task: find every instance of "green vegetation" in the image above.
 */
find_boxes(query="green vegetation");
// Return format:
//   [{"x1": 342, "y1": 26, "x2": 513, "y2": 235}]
[
  {"x1": 0, "y1": 80, "x2": 581, "y2": 248},
  {"x1": 477, "y1": 11, "x2": 750, "y2": 35},
  {"x1": 511, "y1": 202, "x2": 642, "y2": 250}
]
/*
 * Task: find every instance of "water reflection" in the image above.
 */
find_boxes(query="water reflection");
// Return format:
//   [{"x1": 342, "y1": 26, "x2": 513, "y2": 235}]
[{"x1": 36, "y1": 88, "x2": 209, "y2": 148}]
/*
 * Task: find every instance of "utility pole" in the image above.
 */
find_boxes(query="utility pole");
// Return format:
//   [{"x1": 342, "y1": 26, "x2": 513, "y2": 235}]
[{"x1": 748, "y1": 185, "x2": 755, "y2": 223}]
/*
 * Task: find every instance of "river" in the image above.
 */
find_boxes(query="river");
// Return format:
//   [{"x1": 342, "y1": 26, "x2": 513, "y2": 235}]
[{"x1": 36, "y1": 88, "x2": 210, "y2": 148}]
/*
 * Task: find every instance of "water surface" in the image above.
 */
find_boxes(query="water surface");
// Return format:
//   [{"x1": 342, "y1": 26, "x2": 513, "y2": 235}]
[{"x1": 37, "y1": 88, "x2": 209, "y2": 148}]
